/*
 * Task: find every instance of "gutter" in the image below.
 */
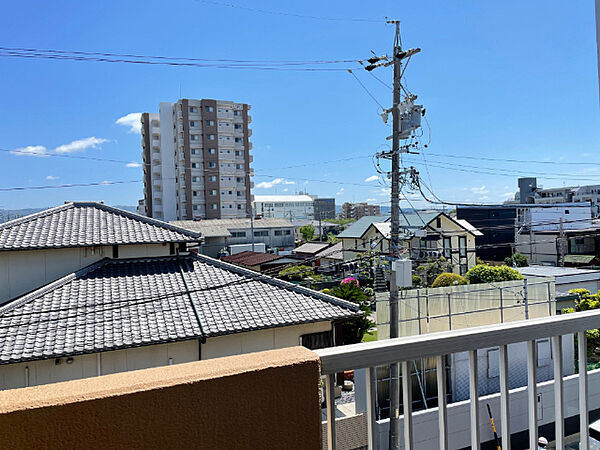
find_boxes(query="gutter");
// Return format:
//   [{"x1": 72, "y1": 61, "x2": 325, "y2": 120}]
[{"x1": 177, "y1": 257, "x2": 207, "y2": 343}]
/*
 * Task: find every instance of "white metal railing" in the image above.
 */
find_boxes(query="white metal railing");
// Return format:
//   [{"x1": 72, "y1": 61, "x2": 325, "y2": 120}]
[{"x1": 316, "y1": 309, "x2": 600, "y2": 450}]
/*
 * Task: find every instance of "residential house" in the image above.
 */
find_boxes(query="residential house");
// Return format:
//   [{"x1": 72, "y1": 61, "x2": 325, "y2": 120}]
[
  {"x1": 338, "y1": 212, "x2": 480, "y2": 275},
  {"x1": 172, "y1": 217, "x2": 295, "y2": 258},
  {"x1": 314, "y1": 242, "x2": 343, "y2": 270},
  {"x1": 221, "y1": 250, "x2": 298, "y2": 272},
  {"x1": 0, "y1": 202, "x2": 201, "y2": 305},
  {"x1": 0, "y1": 252, "x2": 359, "y2": 390}
]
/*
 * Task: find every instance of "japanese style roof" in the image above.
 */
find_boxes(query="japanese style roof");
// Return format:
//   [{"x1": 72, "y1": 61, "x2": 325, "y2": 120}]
[
  {"x1": 0, "y1": 253, "x2": 360, "y2": 364},
  {"x1": 0, "y1": 202, "x2": 201, "y2": 251}
]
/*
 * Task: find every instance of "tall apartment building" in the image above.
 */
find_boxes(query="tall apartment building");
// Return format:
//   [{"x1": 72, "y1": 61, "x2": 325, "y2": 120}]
[
  {"x1": 341, "y1": 202, "x2": 380, "y2": 220},
  {"x1": 139, "y1": 99, "x2": 254, "y2": 221}
]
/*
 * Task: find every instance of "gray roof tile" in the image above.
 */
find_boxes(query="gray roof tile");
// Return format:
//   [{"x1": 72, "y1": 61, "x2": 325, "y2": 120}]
[
  {"x1": 0, "y1": 253, "x2": 359, "y2": 364},
  {"x1": 0, "y1": 202, "x2": 200, "y2": 251}
]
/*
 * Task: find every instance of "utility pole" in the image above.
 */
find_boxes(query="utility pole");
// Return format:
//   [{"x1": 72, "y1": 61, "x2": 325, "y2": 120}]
[
  {"x1": 557, "y1": 217, "x2": 566, "y2": 267},
  {"x1": 365, "y1": 20, "x2": 422, "y2": 449}
]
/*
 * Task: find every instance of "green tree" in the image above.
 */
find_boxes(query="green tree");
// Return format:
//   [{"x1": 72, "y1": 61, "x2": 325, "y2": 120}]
[
  {"x1": 504, "y1": 253, "x2": 529, "y2": 267},
  {"x1": 327, "y1": 281, "x2": 375, "y2": 344},
  {"x1": 415, "y1": 257, "x2": 454, "y2": 287},
  {"x1": 326, "y1": 232, "x2": 339, "y2": 244},
  {"x1": 278, "y1": 265, "x2": 314, "y2": 281},
  {"x1": 299, "y1": 224, "x2": 315, "y2": 241},
  {"x1": 431, "y1": 272, "x2": 468, "y2": 288},
  {"x1": 465, "y1": 264, "x2": 524, "y2": 284}
]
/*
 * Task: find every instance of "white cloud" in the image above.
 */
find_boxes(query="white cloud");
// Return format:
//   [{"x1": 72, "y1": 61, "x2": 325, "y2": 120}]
[
  {"x1": 378, "y1": 187, "x2": 390, "y2": 197},
  {"x1": 581, "y1": 152, "x2": 591, "y2": 157},
  {"x1": 116, "y1": 113, "x2": 142, "y2": 134},
  {"x1": 336, "y1": 188, "x2": 345, "y2": 195},
  {"x1": 366, "y1": 198, "x2": 377, "y2": 202},
  {"x1": 256, "y1": 178, "x2": 295, "y2": 189},
  {"x1": 11, "y1": 145, "x2": 48, "y2": 157},
  {"x1": 55, "y1": 137, "x2": 108, "y2": 154},
  {"x1": 283, "y1": 188, "x2": 289, "y2": 192},
  {"x1": 45, "y1": 175, "x2": 59, "y2": 180},
  {"x1": 364, "y1": 175, "x2": 379, "y2": 183},
  {"x1": 470, "y1": 185, "x2": 489, "y2": 195},
  {"x1": 126, "y1": 162, "x2": 142, "y2": 168},
  {"x1": 501, "y1": 192, "x2": 514, "y2": 199}
]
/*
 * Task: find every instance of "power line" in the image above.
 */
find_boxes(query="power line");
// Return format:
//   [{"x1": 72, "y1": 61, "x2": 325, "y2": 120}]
[
  {"x1": 422, "y1": 151, "x2": 600, "y2": 167},
  {"x1": 348, "y1": 69, "x2": 384, "y2": 108},
  {"x1": 0, "y1": 179, "x2": 140, "y2": 192},
  {"x1": 196, "y1": 0, "x2": 383, "y2": 23}
]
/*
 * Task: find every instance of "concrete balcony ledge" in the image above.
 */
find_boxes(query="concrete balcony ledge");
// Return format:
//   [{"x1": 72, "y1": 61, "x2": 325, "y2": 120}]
[{"x1": 0, "y1": 347, "x2": 321, "y2": 449}]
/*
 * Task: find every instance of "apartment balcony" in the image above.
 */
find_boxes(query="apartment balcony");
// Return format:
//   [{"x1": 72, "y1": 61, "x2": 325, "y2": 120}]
[
  {"x1": 2, "y1": 312, "x2": 598, "y2": 449},
  {"x1": 217, "y1": 110, "x2": 234, "y2": 119}
]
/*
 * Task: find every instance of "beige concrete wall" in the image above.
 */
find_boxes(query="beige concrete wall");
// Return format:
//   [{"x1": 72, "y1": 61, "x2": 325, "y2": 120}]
[
  {"x1": 202, "y1": 321, "x2": 332, "y2": 359},
  {"x1": 0, "y1": 340, "x2": 199, "y2": 391},
  {"x1": 0, "y1": 244, "x2": 173, "y2": 304},
  {"x1": 0, "y1": 347, "x2": 322, "y2": 450}
]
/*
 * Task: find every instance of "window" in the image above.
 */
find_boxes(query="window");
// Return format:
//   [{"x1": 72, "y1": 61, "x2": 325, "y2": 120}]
[
  {"x1": 565, "y1": 209, "x2": 570, "y2": 214},
  {"x1": 191, "y1": 163, "x2": 199, "y2": 169},
  {"x1": 206, "y1": 120, "x2": 215, "y2": 126},
  {"x1": 234, "y1": 137, "x2": 242, "y2": 143},
  {"x1": 234, "y1": 110, "x2": 242, "y2": 116},
  {"x1": 459, "y1": 236, "x2": 467, "y2": 257},
  {"x1": 193, "y1": 191, "x2": 198, "y2": 197},
  {"x1": 192, "y1": 205, "x2": 198, "y2": 211},
  {"x1": 190, "y1": 135, "x2": 199, "y2": 141},
  {"x1": 208, "y1": 134, "x2": 215, "y2": 140},
  {"x1": 189, "y1": 106, "x2": 198, "y2": 113},
  {"x1": 192, "y1": 176, "x2": 200, "y2": 182},
  {"x1": 234, "y1": 123, "x2": 242, "y2": 129},
  {"x1": 189, "y1": 121, "x2": 197, "y2": 127},
  {"x1": 275, "y1": 229, "x2": 290, "y2": 236},
  {"x1": 191, "y1": 149, "x2": 199, "y2": 155},
  {"x1": 236, "y1": 177, "x2": 244, "y2": 183},
  {"x1": 231, "y1": 231, "x2": 246, "y2": 238},
  {"x1": 228, "y1": 190, "x2": 233, "y2": 195},
  {"x1": 210, "y1": 190, "x2": 217, "y2": 195},
  {"x1": 236, "y1": 164, "x2": 243, "y2": 170},
  {"x1": 301, "y1": 331, "x2": 332, "y2": 350},
  {"x1": 208, "y1": 176, "x2": 217, "y2": 182},
  {"x1": 207, "y1": 148, "x2": 216, "y2": 154},
  {"x1": 206, "y1": 106, "x2": 214, "y2": 112},
  {"x1": 237, "y1": 204, "x2": 242, "y2": 210},
  {"x1": 254, "y1": 231, "x2": 269, "y2": 237},
  {"x1": 229, "y1": 205, "x2": 233, "y2": 208},
  {"x1": 443, "y1": 237, "x2": 452, "y2": 259},
  {"x1": 436, "y1": 217, "x2": 442, "y2": 228},
  {"x1": 237, "y1": 191, "x2": 244, "y2": 197},
  {"x1": 459, "y1": 263, "x2": 468, "y2": 276},
  {"x1": 235, "y1": 150, "x2": 242, "y2": 156},
  {"x1": 208, "y1": 162, "x2": 216, "y2": 168},
  {"x1": 210, "y1": 204, "x2": 217, "y2": 209}
]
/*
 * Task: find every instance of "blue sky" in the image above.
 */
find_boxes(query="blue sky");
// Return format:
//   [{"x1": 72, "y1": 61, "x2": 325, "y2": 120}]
[{"x1": 1, "y1": 0, "x2": 598, "y2": 210}]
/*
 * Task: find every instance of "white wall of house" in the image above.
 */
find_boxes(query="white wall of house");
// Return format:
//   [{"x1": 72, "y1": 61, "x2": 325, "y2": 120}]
[
  {"x1": 0, "y1": 321, "x2": 333, "y2": 391},
  {"x1": 0, "y1": 243, "x2": 177, "y2": 304},
  {"x1": 0, "y1": 340, "x2": 199, "y2": 391},
  {"x1": 201, "y1": 321, "x2": 332, "y2": 359}
]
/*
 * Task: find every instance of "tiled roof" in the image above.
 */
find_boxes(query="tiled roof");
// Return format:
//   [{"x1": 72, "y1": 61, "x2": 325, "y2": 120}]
[
  {"x1": 316, "y1": 242, "x2": 343, "y2": 261},
  {"x1": 221, "y1": 251, "x2": 283, "y2": 266},
  {"x1": 0, "y1": 254, "x2": 360, "y2": 365},
  {"x1": 0, "y1": 202, "x2": 201, "y2": 251}
]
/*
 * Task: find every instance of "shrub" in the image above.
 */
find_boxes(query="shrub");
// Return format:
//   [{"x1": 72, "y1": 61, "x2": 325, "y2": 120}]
[
  {"x1": 503, "y1": 253, "x2": 529, "y2": 267},
  {"x1": 465, "y1": 264, "x2": 524, "y2": 284},
  {"x1": 299, "y1": 224, "x2": 315, "y2": 241},
  {"x1": 341, "y1": 277, "x2": 359, "y2": 287},
  {"x1": 412, "y1": 274, "x2": 423, "y2": 288},
  {"x1": 278, "y1": 265, "x2": 314, "y2": 281},
  {"x1": 569, "y1": 288, "x2": 591, "y2": 299},
  {"x1": 431, "y1": 272, "x2": 468, "y2": 288},
  {"x1": 327, "y1": 282, "x2": 374, "y2": 344}
]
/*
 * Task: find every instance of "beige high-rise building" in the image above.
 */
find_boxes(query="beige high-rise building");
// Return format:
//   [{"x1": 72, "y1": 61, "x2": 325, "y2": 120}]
[{"x1": 138, "y1": 99, "x2": 254, "y2": 221}]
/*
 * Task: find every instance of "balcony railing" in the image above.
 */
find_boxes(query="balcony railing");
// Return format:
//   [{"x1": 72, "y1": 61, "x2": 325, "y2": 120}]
[{"x1": 316, "y1": 309, "x2": 600, "y2": 450}]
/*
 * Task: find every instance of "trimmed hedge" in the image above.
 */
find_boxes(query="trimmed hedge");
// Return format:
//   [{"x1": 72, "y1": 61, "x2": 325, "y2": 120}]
[
  {"x1": 465, "y1": 264, "x2": 524, "y2": 284},
  {"x1": 431, "y1": 272, "x2": 467, "y2": 288}
]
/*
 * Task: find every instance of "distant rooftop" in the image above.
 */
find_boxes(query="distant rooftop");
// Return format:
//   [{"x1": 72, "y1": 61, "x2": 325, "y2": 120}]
[
  {"x1": 254, "y1": 195, "x2": 314, "y2": 203},
  {"x1": 0, "y1": 202, "x2": 200, "y2": 251},
  {"x1": 172, "y1": 217, "x2": 293, "y2": 238},
  {"x1": 221, "y1": 250, "x2": 283, "y2": 267}
]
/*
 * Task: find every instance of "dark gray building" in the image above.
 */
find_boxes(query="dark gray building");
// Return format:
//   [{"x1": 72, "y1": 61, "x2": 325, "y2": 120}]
[{"x1": 314, "y1": 198, "x2": 336, "y2": 220}]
